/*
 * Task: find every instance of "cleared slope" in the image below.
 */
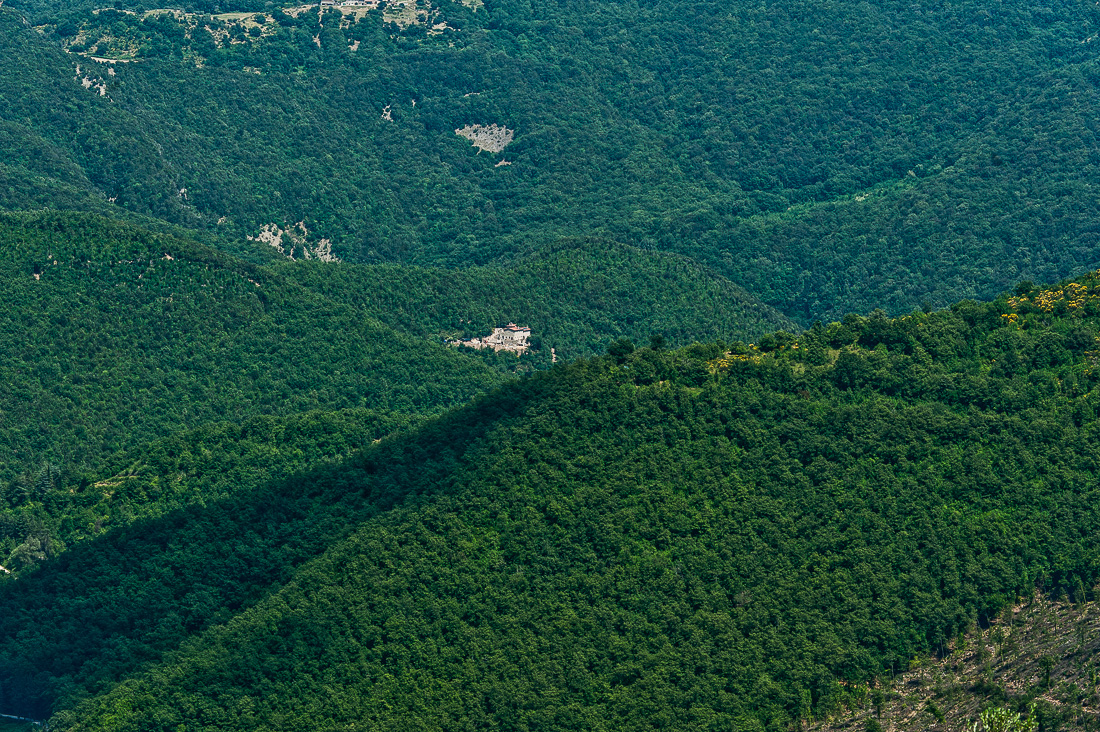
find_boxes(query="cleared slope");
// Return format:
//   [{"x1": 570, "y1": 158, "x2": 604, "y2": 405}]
[{"x1": 815, "y1": 595, "x2": 1100, "y2": 732}]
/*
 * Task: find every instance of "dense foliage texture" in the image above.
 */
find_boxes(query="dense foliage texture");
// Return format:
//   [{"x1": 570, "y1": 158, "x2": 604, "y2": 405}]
[
  {"x1": 2, "y1": 0, "x2": 1100, "y2": 319},
  {"x1": 283, "y1": 238, "x2": 794, "y2": 356},
  {"x1": 0, "y1": 210, "x2": 789, "y2": 568},
  {"x1": 0, "y1": 211, "x2": 502, "y2": 477},
  {"x1": 6, "y1": 0, "x2": 1100, "y2": 726},
  {"x1": 2, "y1": 273, "x2": 1100, "y2": 729}
]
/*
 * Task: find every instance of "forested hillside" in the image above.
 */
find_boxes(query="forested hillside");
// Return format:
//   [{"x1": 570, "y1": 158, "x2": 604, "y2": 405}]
[
  {"x1": 0, "y1": 209, "x2": 789, "y2": 570},
  {"x1": 282, "y1": 238, "x2": 794, "y2": 356},
  {"x1": 2, "y1": 0, "x2": 1100, "y2": 318},
  {"x1": 6, "y1": 0, "x2": 1100, "y2": 726},
  {"x1": 0, "y1": 210, "x2": 501, "y2": 481},
  {"x1": 2, "y1": 273, "x2": 1100, "y2": 729}
]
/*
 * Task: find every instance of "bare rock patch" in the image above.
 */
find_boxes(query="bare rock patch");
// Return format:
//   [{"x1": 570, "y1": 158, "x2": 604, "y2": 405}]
[{"x1": 455, "y1": 124, "x2": 514, "y2": 153}]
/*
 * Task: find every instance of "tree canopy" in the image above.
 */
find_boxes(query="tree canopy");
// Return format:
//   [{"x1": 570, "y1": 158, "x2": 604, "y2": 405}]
[{"x1": 3, "y1": 272, "x2": 1100, "y2": 730}]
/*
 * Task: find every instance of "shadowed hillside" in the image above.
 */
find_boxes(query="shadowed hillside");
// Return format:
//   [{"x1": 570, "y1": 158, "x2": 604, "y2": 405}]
[{"x1": 1, "y1": 273, "x2": 1100, "y2": 729}]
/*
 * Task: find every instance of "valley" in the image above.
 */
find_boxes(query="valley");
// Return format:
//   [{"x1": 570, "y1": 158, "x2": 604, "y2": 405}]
[
  {"x1": 2, "y1": 0, "x2": 1100, "y2": 319},
  {"x1": 1, "y1": 0, "x2": 1100, "y2": 728}
]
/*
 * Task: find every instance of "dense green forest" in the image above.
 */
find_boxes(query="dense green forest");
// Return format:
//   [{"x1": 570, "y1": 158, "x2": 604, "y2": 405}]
[
  {"x1": 6, "y1": 0, "x2": 1100, "y2": 726},
  {"x1": 282, "y1": 238, "x2": 794, "y2": 355},
  {"x1": 0, "y1": 210, "x2": 502, "y2": 480},
  {"x1": 1, "y1": 0, "x2": 1100, "y2": 318},
  {"x1": 0, "y1": 408, "x2": 422, "y2": 569},
  {"x1": 0, "y1": 209, "x2": 788, "y2": 564},
  {"x1": 3, "y1": 272, "x2": 1100, "y2": 728}
]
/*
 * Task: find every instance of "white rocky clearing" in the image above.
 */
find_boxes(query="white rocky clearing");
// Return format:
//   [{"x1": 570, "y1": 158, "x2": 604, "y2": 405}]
[
  {"x1": 248, "y1": 222, "x2": 339, "y2": 262},
  {"x1": 455, "y1": 124, "x2": 514, "y2": 153}
]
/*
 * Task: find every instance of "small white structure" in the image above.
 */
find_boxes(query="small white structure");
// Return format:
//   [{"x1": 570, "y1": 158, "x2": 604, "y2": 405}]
[{"x1": 451, "y1": 323, "x2": 531, "y2": 354}]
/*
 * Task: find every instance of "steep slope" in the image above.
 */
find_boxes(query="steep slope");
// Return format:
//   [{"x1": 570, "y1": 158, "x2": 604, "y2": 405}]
[
  {"x1": 4, "y1": 0, "x2": 1100, "y2": 318},
  {"x1": 815, "y1": 595, "x2": 1100, "y2": 732},
  {"x1": 283, "y1": 238, "x2": 797, "y2": 358},
  {"x1": 4, "y1": 274, "x2": 1100, "y2": 729}
]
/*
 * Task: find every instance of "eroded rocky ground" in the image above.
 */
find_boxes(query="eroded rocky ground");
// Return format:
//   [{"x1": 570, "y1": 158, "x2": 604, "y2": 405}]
[{"x1": 813, "y1": 594, "x2": 1100, "y2": 732}]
